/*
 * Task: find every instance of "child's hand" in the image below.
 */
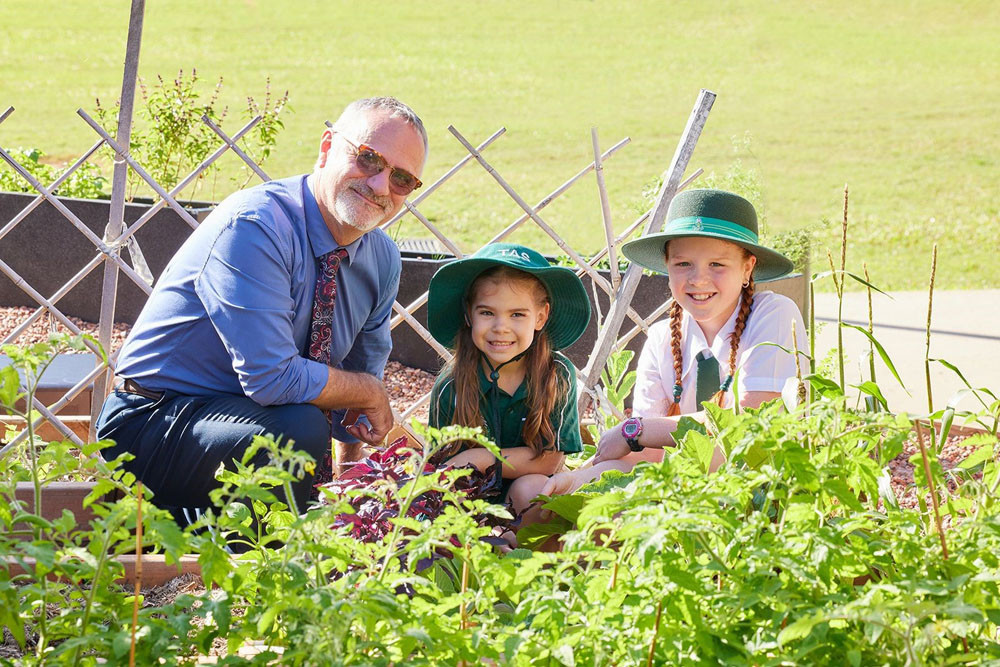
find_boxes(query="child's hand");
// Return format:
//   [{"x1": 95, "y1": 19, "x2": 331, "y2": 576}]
[
  {"x1": 540, "y1": 470, "x2": 582, "y2": 498},
  {"x1": 444, "y1": 447, "x2": 496, "y2": 473},
  {"x1": 592, "y1": 427, "x2": 631, "y2": 465}
]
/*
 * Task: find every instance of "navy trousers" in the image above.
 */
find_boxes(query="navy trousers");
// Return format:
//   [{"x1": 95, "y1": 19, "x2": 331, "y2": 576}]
[{"x1": 96, "y1": 388, "x2": 330, "y2": 520}]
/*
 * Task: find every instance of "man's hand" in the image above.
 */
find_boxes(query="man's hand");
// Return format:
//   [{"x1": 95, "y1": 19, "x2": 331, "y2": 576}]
[
  {"x1": 312, "y1": 368, "x2": 394, "y2": 445},
  {"x1": 340, "y1": 391, "x2": 392, "y2": 445},
  {"x1": 592, "y1": 427, "x2": 631, "y2": 465}
]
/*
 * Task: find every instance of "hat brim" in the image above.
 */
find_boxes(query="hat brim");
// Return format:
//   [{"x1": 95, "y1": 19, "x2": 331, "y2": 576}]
[
  {"x1": 621, "y1": 231, "x2": 795, "y2": 282},
  {"x1": 427, "y1": 258, "x2": 591, "y2": 350}
]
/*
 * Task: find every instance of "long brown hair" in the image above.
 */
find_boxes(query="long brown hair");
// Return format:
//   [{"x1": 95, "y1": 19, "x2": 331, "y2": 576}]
[
  {"x1": 664, "y1": 244, "x2": 756, "y2": 415},
  {"x1": 442, "y1": 266, "x2": 564, "y2": 456}
]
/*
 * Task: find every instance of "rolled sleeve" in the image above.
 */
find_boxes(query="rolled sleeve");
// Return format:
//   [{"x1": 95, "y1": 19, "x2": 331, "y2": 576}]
[
  {"x1": 195, "y1": 215, "x2": 326, "y2": 406},
  {"x1": 632, "y1": 322, "x2": 671, "y2": 417}
]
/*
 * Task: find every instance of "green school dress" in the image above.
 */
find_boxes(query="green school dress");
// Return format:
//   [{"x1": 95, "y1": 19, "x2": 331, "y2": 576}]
[{"x1": 428, "y1": 352, "x2": 583, "y2": 500}]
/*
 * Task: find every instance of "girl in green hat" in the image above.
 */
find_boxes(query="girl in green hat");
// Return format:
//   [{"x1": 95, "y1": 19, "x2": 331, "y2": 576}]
[
  {"x1": 425, "y1": 242, "x2": 591, "y2": 507},
  {"x1": 540, "y1": 189, "x2": 807, "y2": 497}
]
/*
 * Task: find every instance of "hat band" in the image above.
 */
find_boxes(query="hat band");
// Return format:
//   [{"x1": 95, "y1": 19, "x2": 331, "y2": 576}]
[{"x1": 666, "y1": 216, "x2": 758, "y2": 244}]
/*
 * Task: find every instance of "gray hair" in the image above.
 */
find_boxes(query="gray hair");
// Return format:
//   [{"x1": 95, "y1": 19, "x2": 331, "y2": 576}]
[{"x1": 335, "y1": 97, "x2": 428, "y2": 155}]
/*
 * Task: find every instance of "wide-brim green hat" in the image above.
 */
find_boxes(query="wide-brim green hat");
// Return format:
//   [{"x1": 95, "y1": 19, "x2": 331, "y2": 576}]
[
  {"x1": 427, "y1": 243, "x2": 591, "y2": 350},
  {"x1": 621, "y1": 189, "x2": 795, "y2": 282}
]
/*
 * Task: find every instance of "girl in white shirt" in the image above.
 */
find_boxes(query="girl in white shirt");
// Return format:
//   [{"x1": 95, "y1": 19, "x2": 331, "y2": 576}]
[{"x1": 543, "y1": 188, "x2": 807, "y2": 495}]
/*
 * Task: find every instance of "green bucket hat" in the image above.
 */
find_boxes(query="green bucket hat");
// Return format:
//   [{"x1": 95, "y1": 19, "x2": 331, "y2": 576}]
[
  {"x1": 621, "y1": 189, "x2": 794, "y2": 282},
  {"x1": 427, "y1": 243, "x2": 591, "y2": 350}
]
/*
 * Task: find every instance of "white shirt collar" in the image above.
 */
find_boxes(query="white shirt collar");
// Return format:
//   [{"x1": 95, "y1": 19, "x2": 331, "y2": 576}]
[{"x1": 680, "y1": 300, "x2": 743, "y2": 381}]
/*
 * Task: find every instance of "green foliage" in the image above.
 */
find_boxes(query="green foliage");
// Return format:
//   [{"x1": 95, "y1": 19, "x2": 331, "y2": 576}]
[
  {"x1": 93, "y1": 68, "x2": 290, "y2": 201},
  {"x1": 0, "y1": 147, "x2": 107, "y2": 199},
  {"x1": 3, "y1": 336, "x2": 1000, "y2": 663}
]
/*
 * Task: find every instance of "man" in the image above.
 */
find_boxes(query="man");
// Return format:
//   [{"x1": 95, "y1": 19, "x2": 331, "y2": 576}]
[{"x1": 96, "y1": 97, "x2": 427, "y2": 518}]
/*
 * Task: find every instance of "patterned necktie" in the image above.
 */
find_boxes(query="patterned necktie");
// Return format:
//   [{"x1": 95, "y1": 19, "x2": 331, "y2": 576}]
[
  {"x1": 695, "y1": 350, "x2": 721, "y2": 406},
  {"x1": 308, "y1": 248, "x2": 349, "y2": 365},
  {"x1": 308, "y1": 248, "x2": 348, "y2": 492}
]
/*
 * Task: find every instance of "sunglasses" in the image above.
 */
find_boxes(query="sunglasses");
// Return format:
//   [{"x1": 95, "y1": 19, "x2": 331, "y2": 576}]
[{"x1": 333, "y1": 131, "x2": 422, "y2": 196}]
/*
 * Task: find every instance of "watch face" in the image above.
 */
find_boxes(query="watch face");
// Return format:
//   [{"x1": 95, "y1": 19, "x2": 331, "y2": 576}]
[{"x1": 622, "y1": 418, "x2": 641, "y2": 438}]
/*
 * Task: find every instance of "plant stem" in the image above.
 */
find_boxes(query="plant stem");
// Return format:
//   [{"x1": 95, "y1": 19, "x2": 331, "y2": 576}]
[
  {"x1": 827, "y1": 250, "x2": 845, "y2": 391},
  {"x1": 924, "y1": 244, "x2": 938, "y2": 430},
  {"x1": 809, "y1": 279, "x2": 816, "y2": 404},
  {"x1": 791, "y1": 320, "x2": 805, "y2": 406},
  {"x1": 864, "y1": 263, "x2": 876, "y2": 388},
  {"x1": 459, "y1": 542, "x2": 470, "y2": 631},
  {"x1": 644, "y1": 600, "x2": 663, "y2": 667},
  {"x1": 913, "y1": 421, "x2": 949, "y2": 560},
  {"x1": 130, "y1": 482, "x2": 143, "y2": 667}
]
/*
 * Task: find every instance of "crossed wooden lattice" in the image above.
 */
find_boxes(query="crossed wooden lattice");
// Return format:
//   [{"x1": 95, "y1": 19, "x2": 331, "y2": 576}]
[{"x1": 0, "y1": 89, "x2": 716, "y2": 459}]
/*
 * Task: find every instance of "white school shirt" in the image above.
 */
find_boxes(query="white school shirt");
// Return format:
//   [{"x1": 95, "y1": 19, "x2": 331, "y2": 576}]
[{"x1": 632, "y1": 291, "x2": 808, "y2": 416}]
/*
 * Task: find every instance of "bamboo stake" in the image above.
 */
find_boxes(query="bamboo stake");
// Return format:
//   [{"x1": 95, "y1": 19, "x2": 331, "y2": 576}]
[
  {"x1": 449, "y1": 125, "x2": 649, "y2": 330},
  {"x1": 486, "y1": 137, "x2": 630, "y2": 245},
  {"x1": 579, "y1": 90, "x2": 716, "y2": 411},
  {"x1": 76, "y1": 110, "x2": 201, "y2": 229},
  {"x1": 0, "y1": 105, "x2": 13, "y2": 124},
  {"x1": 382, "y1": 127, "x2": 507, "y2": 231},
  {"x1": 202, "y1": 114, "x2": 270, "y2": 181},
  {"x1": 579, "y1": 167, "x2": 703, "y2": 273},
  {"x1": 925, "y1": 244, "x2": 938, "y2": 420},
  {"x1": 0, "y1": 147, "x2": 153, "y2": 292},
  {"x1": 610, "y1": 299, "x2": 672, "y2": 351},
  {"x1": 809, "y1": 278, "x2": 816, "y2": 404},
  {"x1": 913, "y1": 421, "x2": 949, "y2": 560},
  {"x1": 391, "y1": 302, "x2": 453, "y2": 361},
  {"x1": 1, "y1": 255, "x2": 104, "y2": 344},
  {"x1": 0, "y1": 258, "x2": 107, "y2": 354},
  {"x1": 0, "y1": 139, "x2": 106, "y2": 242},
  {"x1": 389, "y1": 293, "x2": 429, "y2": 331},
  {"x1": 402, "y1": 201, "x2": 464, "y2": 257},
  {"x1": 111, "y1": 115, "x2": 264, "y2": 247},
  {"x1": 401, "y1": 391, "x2": 432, "y2": 421},
  {"x1": 591, "y1": 128, "x2": 620, "y2": 291},
  {"x1": 92, "y1": 0, "x2": 146, "y2": 441},
  {"x1": 130, "y1": 481, "x2": 144, "y2": 667}
]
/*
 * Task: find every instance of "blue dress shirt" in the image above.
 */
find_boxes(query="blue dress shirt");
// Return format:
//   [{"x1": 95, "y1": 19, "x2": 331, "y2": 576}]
[{"x1": 115, "y1": 175, "x2": 401, "y2": 442}]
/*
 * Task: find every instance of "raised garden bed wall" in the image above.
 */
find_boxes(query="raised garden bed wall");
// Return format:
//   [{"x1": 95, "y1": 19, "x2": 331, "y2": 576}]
[{"x1": 0, "y1": 191, "x2": 211, "y2": 325}]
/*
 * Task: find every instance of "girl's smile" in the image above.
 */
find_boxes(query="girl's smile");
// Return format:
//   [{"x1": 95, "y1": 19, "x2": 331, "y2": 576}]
[{"x1": 666, "y1": 236, "x2": 756, "y2": 342}]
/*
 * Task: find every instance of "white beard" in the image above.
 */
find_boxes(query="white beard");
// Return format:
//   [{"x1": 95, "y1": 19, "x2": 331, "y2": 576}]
[{"x1": 334, "y1": 182, "x2": 390, "y2": 233}]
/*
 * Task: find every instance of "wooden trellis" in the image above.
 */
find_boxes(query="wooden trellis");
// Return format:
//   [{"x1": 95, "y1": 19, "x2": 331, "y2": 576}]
[{"x1": 0, "y1": 2, "x2": 717, "y2": 457}]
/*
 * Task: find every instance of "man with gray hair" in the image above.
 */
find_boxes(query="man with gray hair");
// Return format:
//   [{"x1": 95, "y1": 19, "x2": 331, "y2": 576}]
[{"x1": 97, "y1": 97, "x2": 427, "y2": 521}]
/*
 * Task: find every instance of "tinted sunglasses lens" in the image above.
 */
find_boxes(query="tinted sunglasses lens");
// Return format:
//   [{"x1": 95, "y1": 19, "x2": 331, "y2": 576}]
[
  {"x1": 389, "y1": 170, "x2": 418, "y2": 195},
  {"x1": 355, "y1": 148, "x2": 385, "y2": 176}
]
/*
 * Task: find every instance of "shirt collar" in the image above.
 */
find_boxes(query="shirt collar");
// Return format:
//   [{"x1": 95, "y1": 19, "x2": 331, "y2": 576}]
[
  {"x1": 476, "y1": 361, "x2": 527, "y2": 400},
  {"x1": 680, "y1": 302, "x2": 741, "y2": 380},
  {"x1": 302, "y1": 175, "x2": 362, "y2": 264}
]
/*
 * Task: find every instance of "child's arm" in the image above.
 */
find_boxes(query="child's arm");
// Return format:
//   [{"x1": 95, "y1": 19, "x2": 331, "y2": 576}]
[
  {"x1": 443, "y1": 446, "x2": 497, "y2": 473},
  {"x1": 592, "y1": 415, "x2": 726, "y2": 473},
  {"x1": 497, "y1": 447, "x2": 564, "y2": 478}
]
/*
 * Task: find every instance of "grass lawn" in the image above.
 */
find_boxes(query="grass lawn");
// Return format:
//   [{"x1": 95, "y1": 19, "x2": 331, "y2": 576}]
[{"x1": 1, "y1": 0, "x2": 997, "y2": 290}]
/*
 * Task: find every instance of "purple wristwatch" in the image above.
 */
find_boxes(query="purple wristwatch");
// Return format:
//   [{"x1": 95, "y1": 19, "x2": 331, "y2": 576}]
[{"x1": 621, "y1": 416, "x2": 644, "y2": 451}]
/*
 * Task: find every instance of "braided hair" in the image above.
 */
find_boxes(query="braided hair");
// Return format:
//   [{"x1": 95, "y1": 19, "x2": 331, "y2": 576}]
[{"x1": 664, "y1": 246, "x2": 756, "y2": 413}]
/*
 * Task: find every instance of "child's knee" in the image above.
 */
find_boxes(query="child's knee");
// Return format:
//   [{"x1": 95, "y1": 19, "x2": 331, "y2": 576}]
[{"x1": 508, "y1": 474, "x2": 549, "y2": 512}]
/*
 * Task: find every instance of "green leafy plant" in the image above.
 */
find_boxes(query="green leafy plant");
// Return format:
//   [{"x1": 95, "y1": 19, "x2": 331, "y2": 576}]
[
  {"x1": 94, "y1": 68, "x2": 290, "y2": 201},
  {"x1": 0, "y1": 147, "x2": 107, "y2": 199}
]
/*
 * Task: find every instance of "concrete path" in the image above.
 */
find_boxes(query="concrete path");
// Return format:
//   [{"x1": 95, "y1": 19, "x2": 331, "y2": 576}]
[{"x1": 810, "y1": 289, "x2": 1000, "y2": 417}]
